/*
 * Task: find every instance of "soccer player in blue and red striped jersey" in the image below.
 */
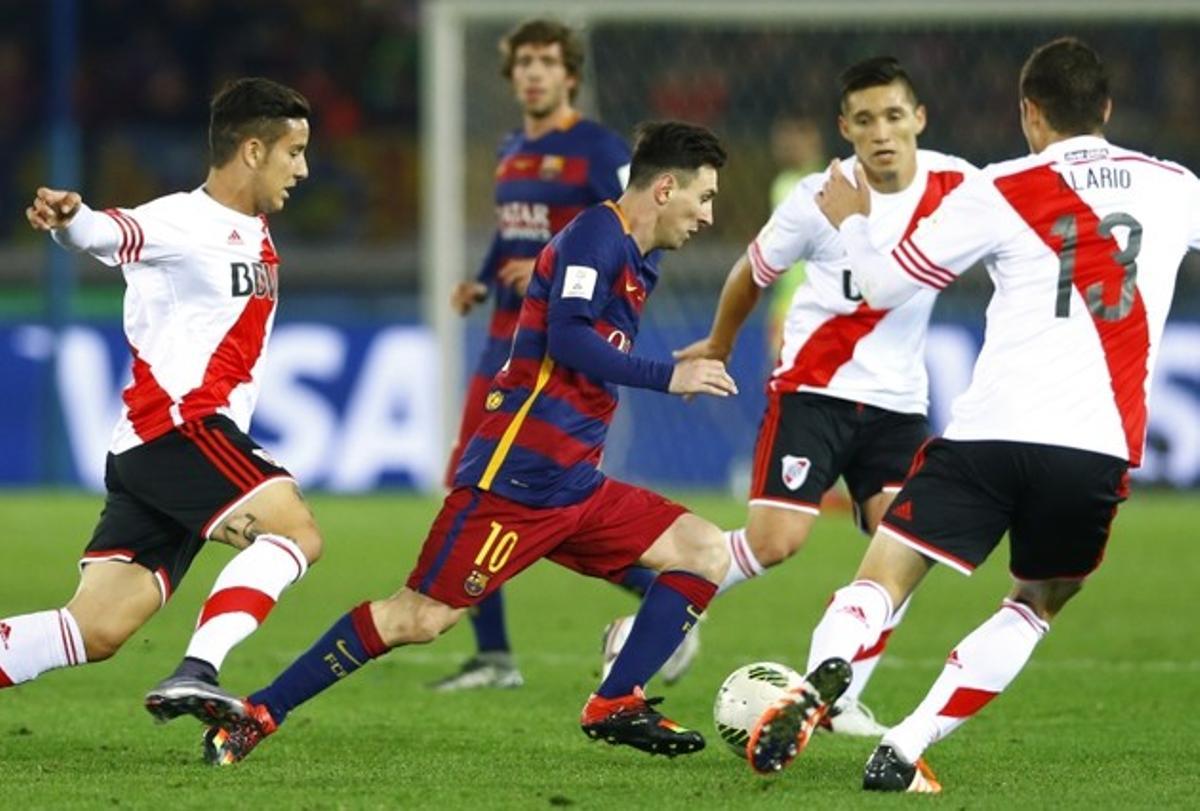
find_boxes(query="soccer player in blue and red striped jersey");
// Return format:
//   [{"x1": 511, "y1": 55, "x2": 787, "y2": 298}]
[
  {"x1": 176, "y1": 121, "x2": 746, "y2": 765},
  {"x1": 436, "y1": 19, "x2": 638, "y2": 690}
]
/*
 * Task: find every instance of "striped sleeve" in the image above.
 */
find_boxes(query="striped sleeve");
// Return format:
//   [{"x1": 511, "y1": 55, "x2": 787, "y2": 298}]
[
  {"x1": 51, "y1": 204, "x2": 127, "y2": 268},
  {"x1": 747, "y1": 173, "x2": 838, "y2": 289},
  {"x1": 52, "y1": 198, "x2": 185, "y2": 267},
  {"x1": 747, "y1": 236, "x2": 787, "y2": 287},
  {"x1": 837, "y1": 172, "x2": 1006, "y2": 308},
  {"x1": 891, "y1": 234, "x2": 957, "y2": 290},
  {"x1": 101, "y1": 208, "x2": 147, "y2": 264},
  {"x1": 890, "y1": 171, "x2": 1006, "y2": 290}
]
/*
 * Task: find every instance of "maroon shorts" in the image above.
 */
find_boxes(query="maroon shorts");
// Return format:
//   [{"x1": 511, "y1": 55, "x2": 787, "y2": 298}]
[{"x1": 406, "y1": 479, "x2": 688, "y2": 607}]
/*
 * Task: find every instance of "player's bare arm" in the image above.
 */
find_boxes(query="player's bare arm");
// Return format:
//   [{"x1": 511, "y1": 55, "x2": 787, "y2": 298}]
[
  {"x1": 26, "y1": 187, "x2": 82, "y2": 231},
  {"x1": 675, "y1": 253, "x2": 761, "y2": 364},
  {"x1": 449, "y1": 281, "x2": 489, "y2": 315},
  {"x1": 668, "y1": 357, "x2": 738, "y2": 397},
  {"x1": 816, "y1": 159, "x2": 871, "y2": 228}
]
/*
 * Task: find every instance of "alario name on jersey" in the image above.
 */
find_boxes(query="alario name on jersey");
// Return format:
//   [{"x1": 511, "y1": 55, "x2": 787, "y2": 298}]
[{"x1": 1059, "y1": 166, "x2": 1132, "y2": 191}]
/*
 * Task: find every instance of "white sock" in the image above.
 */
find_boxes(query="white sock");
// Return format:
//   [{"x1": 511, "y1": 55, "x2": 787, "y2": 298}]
[
  {"x1": 843, "y1": 597, "x2": 911, "y2": 703},
  {"x1": 806, "y1": 580, "x2": 893, "y2": 674},
  {"x1": 717, "y1": 529, "x2": 765, "y2": 595},
  {"x1": 884, "y1": 599, "x2": 1048, "y2": 763},
  {"x1": 184, "y1": 534, "x2": 307, "y2": 671},
  {"x1": 0, "y1": 608, "x2": 87, "y2": 687}
]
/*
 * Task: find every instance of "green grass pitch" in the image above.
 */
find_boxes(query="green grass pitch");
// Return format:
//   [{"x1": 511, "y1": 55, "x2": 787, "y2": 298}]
[{"x1": 1, "y1": 490, "x2": 1197, "y2": 808}]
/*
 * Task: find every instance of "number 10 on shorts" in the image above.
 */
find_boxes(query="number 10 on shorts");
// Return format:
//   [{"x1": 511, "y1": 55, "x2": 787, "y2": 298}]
[{"x1": 475, "y1": 521, "x2": 519, "y2": 574}]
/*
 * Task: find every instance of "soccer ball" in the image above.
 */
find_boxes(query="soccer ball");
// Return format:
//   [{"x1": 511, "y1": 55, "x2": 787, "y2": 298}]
[{"x1": 712, "y1": 661, "x2": 806, "y2": 755}]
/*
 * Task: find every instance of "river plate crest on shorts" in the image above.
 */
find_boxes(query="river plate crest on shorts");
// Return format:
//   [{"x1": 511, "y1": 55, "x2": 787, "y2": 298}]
[{"x1": 781, "y1": 454, "x2": 811, "y2": 491}]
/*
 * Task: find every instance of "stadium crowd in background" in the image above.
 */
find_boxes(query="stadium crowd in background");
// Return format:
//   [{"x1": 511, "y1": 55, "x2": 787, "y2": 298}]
[{"x1": 4, "y1": 1, "x2": 1200, "y2": 262}]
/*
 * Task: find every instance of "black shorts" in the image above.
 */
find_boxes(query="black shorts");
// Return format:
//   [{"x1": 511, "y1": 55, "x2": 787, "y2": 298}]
[
  {"x1": 82, "y1": 415, "x2": 293, "y2": 603},
  {"x1": 749, "y1": 392, "x2": 929, "y2": 526},
  {"x1": 879, "y1": 439, "x2": 1130, "y2": 580}
]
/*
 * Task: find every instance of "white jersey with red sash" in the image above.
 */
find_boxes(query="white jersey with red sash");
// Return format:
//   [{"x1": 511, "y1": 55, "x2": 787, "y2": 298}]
[
  {"x1": 748, "y1": 150, "x2": 976, "y2": 414},
  {"x1": 54, "y1": 188, "x2": 282, "y2": 454},
  {"x1": 874, "y1": 135, "x2": 1200, "y2": 464}
]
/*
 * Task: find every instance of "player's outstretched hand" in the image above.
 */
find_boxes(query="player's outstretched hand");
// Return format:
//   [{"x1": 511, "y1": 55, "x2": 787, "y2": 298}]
[
  {"x1": 450, "y1": 281, "x2": 489, "y2": 316},
  {"x1": 815, "y1": 159, "x2": 871, "y2": 228},
  {"x1": 669, "y1": 358, "x2": 738, "y2": 398},
  {"x1": 497, "y1": 258, "x2": 536, "y2": 296},
  {"x1": 26, "y1": 187, "x2": 82, "y2": 231},
  {"x1": 673, "y1": 336, "x2": 731, "y2": 364}
]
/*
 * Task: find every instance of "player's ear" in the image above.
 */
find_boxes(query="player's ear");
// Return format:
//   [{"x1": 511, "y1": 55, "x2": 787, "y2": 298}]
[
  {"x1": 1019, "y1": 97, "x2": 1039, "y2": 130},
  {"x1": 653, "y1": 172, "x2": 676, "y2": 206},
  {"x1": 913, "y1": 104, "x2": 927, "y2": 136},
  {"x1": 837, "y1": 114, "x2": 851, "y2": 143},
  {"x1": 241, "y1": 137, "x2": 265, "y2": 169}
]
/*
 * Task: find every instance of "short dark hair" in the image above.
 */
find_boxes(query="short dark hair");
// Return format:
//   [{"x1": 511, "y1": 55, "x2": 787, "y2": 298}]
[
  {"x1": 1020, "y1": 37, "x2": 1109, "y2": 135},
  {"x1": 499, "y1": 18, "x2": 585, "y2": 101},
  {"x1": 209, "y1": 78, "x2": 310, "y2": 167},
  {"x1": 627, "y1": 121, "x2": 727, "y2": 189},
  {"x1": 839, "y1": 56, "x2": 919, "y2": 110}
]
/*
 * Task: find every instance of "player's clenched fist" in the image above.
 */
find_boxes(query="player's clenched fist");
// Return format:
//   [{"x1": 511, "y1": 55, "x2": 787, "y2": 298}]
[
  {"x1": 26, "y1": 187, "x2": 82, "y2": 231},
  {"x1": 815, "y1": 159, "x2": 871, "y2": 229},
  {"x1": 450, "y1": 281, "x2": 489, "y2": 316},
  {"x1": 668, "y1": 357, "x2": 738, "y2": 397}
]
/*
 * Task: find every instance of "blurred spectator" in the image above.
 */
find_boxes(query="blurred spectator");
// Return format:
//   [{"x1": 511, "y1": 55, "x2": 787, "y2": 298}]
[{"x1": 766, "y1": 115, "x2": 826, "y2": 354}]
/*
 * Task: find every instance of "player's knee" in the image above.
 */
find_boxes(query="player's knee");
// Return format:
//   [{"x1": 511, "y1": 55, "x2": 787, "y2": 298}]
[
  {"x1": 372, "y1": 593, "x2": 461, "y2": 646},
  {"x1": 674, "y1": 515, "x2": 728, "y2": 583},
  {"x1": 745, "y1": 524, "x2": 803, "y2": 567},
  {"x1": 269, "y1": 519, "x2": 323, "y2": 566},
  {"x1": 75, "y1": 615, "x2": 136, "y2": 661},
  {"x1": 290, "y1": 524, "x2": 323, "y2": 566},
  {"x1": 248, "y1": 484, "x2": 324, "y2": 564},
  {"x1": 1013, "y1": 578, "x2": 1083, "y2": 620}
]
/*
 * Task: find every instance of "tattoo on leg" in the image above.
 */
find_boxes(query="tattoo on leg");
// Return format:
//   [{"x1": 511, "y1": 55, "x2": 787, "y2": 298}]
[
  {"x1": 219, "y1": 512, "x2": 262, "y2": 545},
  {"x1": 239, "y1": 514, "x2": 262, "y2": 542}
]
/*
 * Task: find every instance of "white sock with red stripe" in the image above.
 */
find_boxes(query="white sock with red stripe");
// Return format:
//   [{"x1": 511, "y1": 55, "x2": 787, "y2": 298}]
[
  {"x1": 843, "y1": 597, "x2": 911, "y2": 703},
  {"x1": 717, "y1": 529, "x2": 765, "y2": 594},
  {"x1": 806, "y1": 580, "x2": 893, "y2": 674},
  {"x1": 184, "y1": 534, "x2": 307, "y2": 671},
  {"x1": 0, "y1": 609, "x2": 87, "y2": 688},
  {"x1": 883, "y1": 599, "x2": 1048, "y2": 763}
]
